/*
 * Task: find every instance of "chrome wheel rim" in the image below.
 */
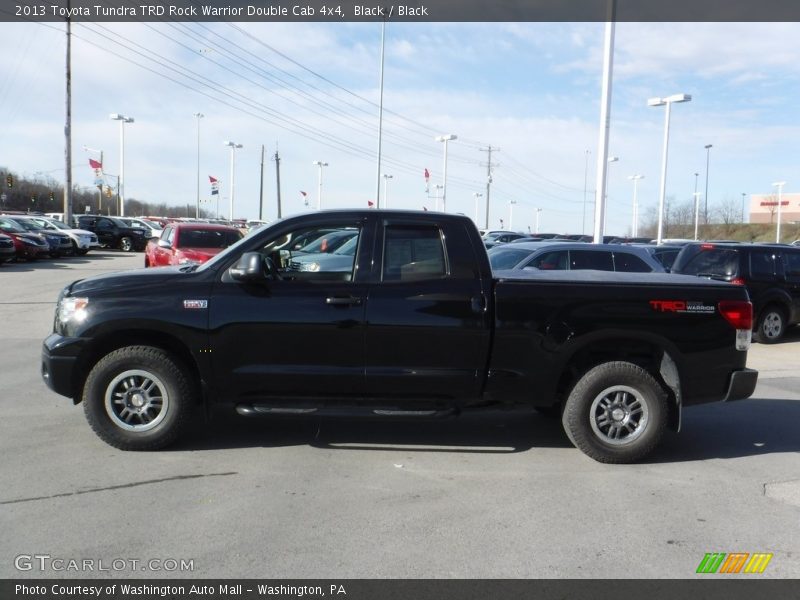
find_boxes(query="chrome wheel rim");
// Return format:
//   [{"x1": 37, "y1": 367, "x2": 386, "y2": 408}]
[
  {"x1": 104, "y1": 369, "x2": 169, "y2": 432},
  {"x1": 762, "y1": 312, "x2": 783, "y2": 339},
  {"x1": 589, "y1": 385, "x2": 649, "y2": 446},
  {"x1": 120, "y1": 238, "x2": 132, "y2": 251}
]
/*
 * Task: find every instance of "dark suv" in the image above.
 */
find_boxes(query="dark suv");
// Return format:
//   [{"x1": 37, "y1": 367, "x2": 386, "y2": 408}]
[
  {"x1": 671, "y1": 242, "x2": 800, "y2": 343},
  {"x1": 73, "y1": 215, "x2": 148, "y2": 252}
]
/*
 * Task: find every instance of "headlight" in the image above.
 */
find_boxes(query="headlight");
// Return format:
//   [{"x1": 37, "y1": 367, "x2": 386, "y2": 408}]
[
  {"x1": 300, "y1": 262, "x2": 320, "y2": 272},
  {"x1": 58, "y1": 297, "x2": 89, "y2": 325}
]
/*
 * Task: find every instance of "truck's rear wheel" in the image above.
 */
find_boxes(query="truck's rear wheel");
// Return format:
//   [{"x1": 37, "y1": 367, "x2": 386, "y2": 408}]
[
  {"x1": 562, "y1": 361, "x2": 667, "y2": 463},
  {"x1": 82, "y1": 346, "x2": 193, "y2": 450},
  {"x1": 754, "y1": 305, "x2": 786, "y2": 344}
]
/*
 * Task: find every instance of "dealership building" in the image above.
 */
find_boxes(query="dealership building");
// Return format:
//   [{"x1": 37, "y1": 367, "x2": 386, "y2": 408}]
[{"x1": 749, "y1": 192, "x2": 800, "y2": 224}]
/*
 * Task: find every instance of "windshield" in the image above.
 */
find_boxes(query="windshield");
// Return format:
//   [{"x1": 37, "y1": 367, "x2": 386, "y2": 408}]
[
  {"x1": 673, "y1": 248, "x2": 739, "y2": 279},
  {"x1": 333, "y1": 236, "x2": 358, "y2": 256},
  {"x1": 488, "y1": 248, "x2": 532, "y2": 270},
  {"x1": 11, "y1": 219, "x2": 39, "y2": 231},
  {"x1": 0, "y1": 218, "x2": 27, "y2": 233},
  {"x1": 46, "y1": 219, "x2": 70, "y2": 230}
]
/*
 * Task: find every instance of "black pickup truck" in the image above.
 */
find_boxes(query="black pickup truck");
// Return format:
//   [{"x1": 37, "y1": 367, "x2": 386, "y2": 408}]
[{"x1": 42, "y1": 211, "x2": 758, "y2": 463}]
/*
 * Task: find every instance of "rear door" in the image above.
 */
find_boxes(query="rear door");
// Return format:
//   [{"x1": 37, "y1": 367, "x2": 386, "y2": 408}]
[
  {"x1": 781, "y1": 249, "x2": 800, "y2": 324},
  {"x1": 363, "y1": 218, "x2": 491, "y2": 402}
]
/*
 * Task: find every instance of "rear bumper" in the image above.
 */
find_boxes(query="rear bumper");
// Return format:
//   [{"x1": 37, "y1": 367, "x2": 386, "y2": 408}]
[
  {"x1": 41, "y1": 333, "x2": 86, "y2": 399},
  {"x1": 723, "y1": 368, "x2": 759, "y2": 402}
]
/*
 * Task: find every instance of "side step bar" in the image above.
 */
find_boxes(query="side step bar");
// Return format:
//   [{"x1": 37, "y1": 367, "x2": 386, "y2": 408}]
[{"x1": 236, "y1": 404, "x2": 457, "y2": 419}]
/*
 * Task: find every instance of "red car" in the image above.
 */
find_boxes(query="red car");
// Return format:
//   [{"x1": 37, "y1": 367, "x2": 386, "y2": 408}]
[{"x1": 145, "y1": 223, "x2": 243, "y2": 267}]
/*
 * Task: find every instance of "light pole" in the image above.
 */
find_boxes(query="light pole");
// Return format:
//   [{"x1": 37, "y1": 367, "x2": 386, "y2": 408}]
[
  {"x1": 582, "y1": 149, "x2": 590, "y2": 235},
  {"x1": 772, "y1": 181, "x2": 786, "y2": 243},
  {"x1": 433, "y1": 184, "x2": 443, "y2": 212},
  {"x1": 535, "y1": 208, "x2": 542, "y2": 234},
  {"x1": 604, "y1": 156, "x2": 618, "y2": 232},
  {"x1": 741, "y1": 192, "x2": 747, "y2": 223},
  {"x1": 194, "y1": 113, "x2": 204, "y2": 218},
  {"x1": 223, "y1": 141, "x2": 242, "y2": 221},
  {"x1": 382, "y1": 173, "x2": 393, "y2": 208},
  {"x1": 508, "y1": 199, "x2": 517, "y2": 230},
  {"x1": 109, "y1": 113, "x2": 134, "y2": 216},
  {"x1": 704, "y1": 144, "x2": 712, "y2": 223},
  {"x1": 313, "y1": 160, "x2": 328, "y2": 210},
  {"x1": 627, "y1": 175, "x2": 644, "y2": 237},
  {"x1": 435, "y1": 134, "x2": 457, "y2": 212},
  {"x1": 693, "y1": 192, "x2": 702, "y2": 241},
  {"x1": 473, "y1": 192, "x2": 483, "y2": 225},
  {"x1": 648, "y1": 93, "x2": 692, "y2": 245}
]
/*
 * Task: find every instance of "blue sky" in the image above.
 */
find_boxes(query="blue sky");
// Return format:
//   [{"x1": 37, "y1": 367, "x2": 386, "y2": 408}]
[{"x1": 0, "y1": 21, "x2": 798, "y2": 234}]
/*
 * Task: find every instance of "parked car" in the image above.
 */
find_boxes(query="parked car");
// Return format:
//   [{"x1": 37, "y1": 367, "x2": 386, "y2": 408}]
[
  {"x1": 145, "y1": 223, "x2": 243, "y2": 267},
  {"x1": 635, "y1": 244, "x2": 684, "y2": 272},
  {"x1": 487, "y1": 242, "x2": 664, "y2": 273},
  {"x1": 291, "y1": 228, "x2": 358, "y2": 255},
  {"x1": 483, "y1": 231, "x2": 529, "y2": 244},
  {"x1": 10, "y1": 215, "x2": 99, "y2": 255},
  {"x1": 671, "y1": 242, "x2": 800, "y2": 343},
  {"x1": 289, "y1": 235, "x2": 358, "y2": 272},
  {"x1": 0, "y1": 217, "x2": 49, "y2": 260},
  {"x1": 42, "y1": 210, "x2": 757, "y2": 463},
  {"x1": 6, "y1": 216, "x2": 73, "y2": 257},
  {"x1": 0, "y1": 233, "x2": 16, "y2": 264},
  {"x1": 120, "y1": 217, "x2": 163, "y2": 240},
  {"x1": 74, "y1": 215, "x2": 148, "y2": 252}
]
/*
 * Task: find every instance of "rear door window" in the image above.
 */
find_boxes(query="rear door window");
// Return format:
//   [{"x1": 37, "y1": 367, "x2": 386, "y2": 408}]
[
  {"x1": 570, "y1": 250, "x2": 614, "y2": 271},
  {"x1": 750, "y1": 250, "x2": 778, "y2": 280},
  {"x1": 529, "y1": 250, "x2": 568, "y2": 270},
  {"x1": 613, "y1": 252, "x2": 652, "y2": 273},
  {"x1": 784, "y1": 251, "x2": 800, "y2": 282},
  {"x1": 382, "y1": 225, "x2": 447, "y2": 282}
]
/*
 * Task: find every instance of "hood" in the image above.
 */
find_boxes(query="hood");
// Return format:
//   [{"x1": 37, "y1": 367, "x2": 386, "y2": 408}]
[{"x1": 69, "y1": 266, "x2": 187, "y2": 295}]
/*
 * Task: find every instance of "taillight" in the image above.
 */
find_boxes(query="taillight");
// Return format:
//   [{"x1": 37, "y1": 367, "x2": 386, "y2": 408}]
[
  {"x1": 719, "y1": 300, "x2": 752, "y2": 351},
  {"x1": 700, "y1": 244, "x2": 715, "y2": 250},
  {"x1": 731, "y1": 277, "x2": 746, "y2": 286}
]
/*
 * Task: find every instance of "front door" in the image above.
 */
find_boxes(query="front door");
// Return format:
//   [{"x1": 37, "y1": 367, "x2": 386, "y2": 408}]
[{"x1": 208, "y1": 218, "x2": 372, "y2": 403}]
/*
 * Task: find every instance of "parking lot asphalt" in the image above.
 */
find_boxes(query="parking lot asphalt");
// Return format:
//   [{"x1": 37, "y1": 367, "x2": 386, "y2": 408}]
[{"x1": 1, "y1": 252, "x2": 799, "y2": 579}]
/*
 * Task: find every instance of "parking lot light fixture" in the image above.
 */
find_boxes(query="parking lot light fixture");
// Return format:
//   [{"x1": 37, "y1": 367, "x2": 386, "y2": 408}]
[
  {"x1": 223, "y1": 141, "x2": 243, "y2": 221},
  {"x1": 313, "y1": 161, "x2": 328, "y2": 210},
  {"x1": 435, "y1": 134, "x2": 457, "y2": 212},
  {"x1": 772, "y1": 181, "x2": 786, "y2": 243},
  {"x1": 627, "y1": 175, "x2": 644, "y2": 237},
  {"x1": 648, "y1": 93, "x2": 692, "y2": 245},
  {"x1": 382, "y1": 173, "x2": 393, "y2": 208},
  {"x1": 109, "y1": 113, "x2": 134, "y2": 216}
]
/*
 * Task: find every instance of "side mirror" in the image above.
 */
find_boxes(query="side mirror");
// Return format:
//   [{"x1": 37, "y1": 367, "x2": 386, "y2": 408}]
[
  {"x1": 157, "y1": 239, "x2": 172, "y2": 249},
  {"x1": 229, "y1": 252, "x2": 265, "y2": 282}
]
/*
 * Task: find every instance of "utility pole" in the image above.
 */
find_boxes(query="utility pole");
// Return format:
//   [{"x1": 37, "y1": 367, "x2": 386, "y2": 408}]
[
  {"x1": 273, "y1": 149, "x2": 282, "y2": 219},
  {"x1": 259, "y1": 144, "x2": 265, "y2": 221},
  {"x1": 480, "y1": 145, "x2": 498, "y2": 230},
  {"x1": 64, "y1": 5, "x2": 73, "y2": 226}
]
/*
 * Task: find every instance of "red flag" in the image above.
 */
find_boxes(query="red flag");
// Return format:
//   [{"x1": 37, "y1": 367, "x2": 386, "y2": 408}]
[
  {"x1": 209, "y1": 175, "x2": 219, "y2": 196},
  {"x1": 208, "y1": 175, "x2": 218, "y2": 183},
  {"x1": 300, "y1": 190, "x2": 307, "y2": 196},
  {"x1": 89, "y1": 158, "x2": 102, "y2": 170},
  {"x1": 422, "y1": 206, "x2": 428, "y2": 211},
  {"x1": 367, "y1": 200, "x2": 374, "y2": 208},
  {"x1": 424, "y1": 168, "x2": 430, "y2": 181}
]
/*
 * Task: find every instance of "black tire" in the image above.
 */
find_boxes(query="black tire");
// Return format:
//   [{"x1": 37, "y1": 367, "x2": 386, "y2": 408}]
[
  {"x1": 562, "y1": 361, "x2": 667, "y2": 464},
  {"x1": 76, "y1": 248, "x2": 89, "y2": 256},
  {"x1": 754, "y1": 305, "x2": 786, "y2": 344},
  {"x1": 119, "y1": 236, "x2": 134, "y2": 252},
  {"x1": 82, "y1": 346, "x2": 194, "y2": 450}
]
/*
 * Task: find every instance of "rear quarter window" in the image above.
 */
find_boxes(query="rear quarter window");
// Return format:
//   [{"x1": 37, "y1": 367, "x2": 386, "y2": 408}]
[
  {"x1": 750, "y1": 250, "x2": 778, "y2": 279},
  {"x1": 613, "y1": 252, "x2": 653, "y2": 273},
  {"x1": 570, "y1": 250, "x2": 614, "y2": 271}
]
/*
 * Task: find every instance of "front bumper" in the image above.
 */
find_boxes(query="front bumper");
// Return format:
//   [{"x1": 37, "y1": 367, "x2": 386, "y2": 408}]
[
  {"x1": 41, "y1": 333, "x2": 86, "y2": 400},
  {"x1": 723, "y1": 368, "x2": 759, "y2": 402}
]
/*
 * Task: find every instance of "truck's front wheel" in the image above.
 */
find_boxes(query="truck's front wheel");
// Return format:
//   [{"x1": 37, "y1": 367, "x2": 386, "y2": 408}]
[
  {"x1": 562, "y1": 361, "x2": 667, "y2": 464},
  {"x1": 83, "y1": 346, "x2": 194, "y2": 450}
]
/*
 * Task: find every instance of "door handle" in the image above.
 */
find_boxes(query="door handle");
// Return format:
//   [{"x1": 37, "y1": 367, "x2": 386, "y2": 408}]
[{"x1": 325, "y1": 296, "x2": 362, "y2": 306}]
